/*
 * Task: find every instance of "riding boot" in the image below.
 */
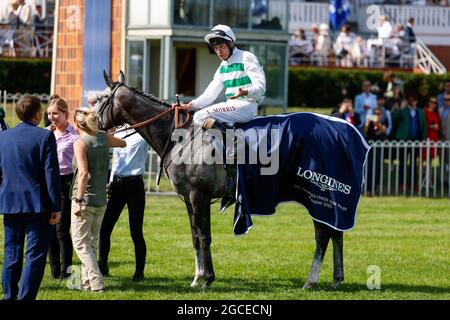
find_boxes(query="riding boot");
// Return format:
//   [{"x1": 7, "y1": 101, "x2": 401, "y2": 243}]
[{"x1": 203, "y1": 118, "x2": 237, "y2": 213}]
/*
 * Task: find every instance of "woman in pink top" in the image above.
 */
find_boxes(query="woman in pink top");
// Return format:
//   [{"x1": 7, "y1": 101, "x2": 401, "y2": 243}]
[{"x1": 46, "y1": 97, "x2": 79, "y2": 280}]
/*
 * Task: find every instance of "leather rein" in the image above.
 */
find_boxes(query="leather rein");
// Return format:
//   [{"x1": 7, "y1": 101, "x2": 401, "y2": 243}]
[{"x1": 97, "y1": 83, "x2": 191, "y2": 185}]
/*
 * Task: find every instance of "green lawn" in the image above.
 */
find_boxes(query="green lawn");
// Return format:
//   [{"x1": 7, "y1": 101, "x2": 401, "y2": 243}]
[{"x1": 1, "y1": 196, "x2": 448, "y2": 300}]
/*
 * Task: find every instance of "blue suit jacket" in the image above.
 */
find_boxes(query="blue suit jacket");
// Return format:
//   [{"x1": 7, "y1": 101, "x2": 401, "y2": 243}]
[
  {"x1": 0, "y1": 122, "x2": 61, "y2": 214},
  {"x1": 354, "y1": 92, "x2": 377, "y2": 129}
]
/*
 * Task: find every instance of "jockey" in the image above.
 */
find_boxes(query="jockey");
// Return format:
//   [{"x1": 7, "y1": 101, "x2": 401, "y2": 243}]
[
  {"x1": 176, "y1": 24, "x2": 266, "y2": 212},
  {"x1": 177, "y1": 24, "x2": 266, "y2": 130}
]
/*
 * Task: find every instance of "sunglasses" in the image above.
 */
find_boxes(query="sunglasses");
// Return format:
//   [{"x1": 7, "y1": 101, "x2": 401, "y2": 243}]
[
  {"x1": 445, "y1": 98, "x2": 450, "y2": 101},
  {"x1": 429, "y1": 100, "x2": 437, "y2": 104}
]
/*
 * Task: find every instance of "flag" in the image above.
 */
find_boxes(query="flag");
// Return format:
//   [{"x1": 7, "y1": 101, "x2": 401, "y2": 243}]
[{"x1": 329, "y1": 0, "x2": 350, "y2": 32}]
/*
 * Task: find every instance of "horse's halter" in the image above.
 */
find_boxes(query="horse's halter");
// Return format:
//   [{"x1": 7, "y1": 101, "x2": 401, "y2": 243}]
[
  {"x1": 96, "y1": 83, "x2": 191, "y2": 186},
  {"x1": 96, "y1": 83, "x2": 190, "y2": 136}
]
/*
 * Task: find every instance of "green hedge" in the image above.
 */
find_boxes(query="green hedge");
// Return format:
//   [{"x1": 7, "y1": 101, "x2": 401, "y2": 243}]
[
  {"x1": 0, "y1": 58, "x2": 52, "y2": 93},
  {"x1": 288, "y1": 67, "x2": 450, "y2": 109}
]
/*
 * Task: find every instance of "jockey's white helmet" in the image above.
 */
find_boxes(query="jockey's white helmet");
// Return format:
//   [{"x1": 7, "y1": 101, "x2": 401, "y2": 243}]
[{"x1": 204, "y1": 25, "x2": 236, "y2": 45}]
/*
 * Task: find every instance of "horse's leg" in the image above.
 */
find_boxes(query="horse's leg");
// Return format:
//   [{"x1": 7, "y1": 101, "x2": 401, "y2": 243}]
[
  {"x1": 185, "y1": 200, "x2": 204, "y2": 287},
  {"x1": 189, "y1": 191, "x2": 215, "y2": 288},
  {"x1": 303, "y1": 221, "x2": 332, "y2": 289},
  {"x1": 331, "y1": 230, "x2": 344, "y2": 288}
]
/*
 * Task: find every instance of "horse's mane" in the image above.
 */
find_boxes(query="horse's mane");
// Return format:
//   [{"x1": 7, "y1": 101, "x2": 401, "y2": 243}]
[{"x1": 127, "y1": 86, "x2": 172, "y2": 108}]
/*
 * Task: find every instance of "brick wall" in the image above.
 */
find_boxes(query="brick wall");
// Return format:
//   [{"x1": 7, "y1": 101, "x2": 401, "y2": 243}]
[
  {"x1": 54, "y1": 0, "x2": 85, "y2": 111},
  {"x1": 53, "y1": 0, "x2": 124, "y2": 113},
  {"x1": 110, "y1": 0, "x2": 124, "y2": 81}
]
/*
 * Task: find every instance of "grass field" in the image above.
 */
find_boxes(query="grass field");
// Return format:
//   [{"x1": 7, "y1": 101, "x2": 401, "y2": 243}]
[{"x1": 0, "y1": 196, "x2": 448, "y2": 300}]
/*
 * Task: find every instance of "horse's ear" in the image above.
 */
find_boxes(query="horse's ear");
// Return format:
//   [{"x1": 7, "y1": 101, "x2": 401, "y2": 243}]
[
  {"x1": 103, "y1": 70, "x2": 114, "y2": 88},
  {"x1": 119, "y1": 70, "x2": 126, "y2": 84}
]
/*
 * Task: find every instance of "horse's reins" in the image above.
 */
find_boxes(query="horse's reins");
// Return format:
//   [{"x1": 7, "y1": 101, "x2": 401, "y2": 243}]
[{"x1": 100, "y1": 85, "x2": 190, "y2": 187}]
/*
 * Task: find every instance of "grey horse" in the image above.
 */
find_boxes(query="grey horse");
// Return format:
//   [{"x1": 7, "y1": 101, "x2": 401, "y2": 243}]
[{"x1": 96, "y1": 71, "x2": 345, "y2": 289}]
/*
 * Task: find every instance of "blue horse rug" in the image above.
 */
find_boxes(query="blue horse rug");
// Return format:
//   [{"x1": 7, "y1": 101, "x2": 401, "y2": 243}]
[{"x1": 232, "y1": 112, "x2": 370, "y2": 236}]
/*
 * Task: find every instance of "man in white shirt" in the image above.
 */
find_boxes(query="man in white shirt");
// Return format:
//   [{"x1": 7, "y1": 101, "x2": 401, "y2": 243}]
[{"x1": 98, "y1": 126, "x2": 149, "y2": 282}]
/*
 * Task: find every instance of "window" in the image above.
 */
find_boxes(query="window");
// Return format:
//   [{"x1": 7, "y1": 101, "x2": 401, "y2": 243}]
[
  {"x1": 176, "y1": 47, "x2": 197, "y2": 97},
  {"x1": 251, "y1": 0, "x2": 286, "y2": 31},
  {"x1": 128, "y1": 41, "x2": 144, "y2": 90},
  {"x1": 247, "y1": 43, "x2": 286, "y2": 104},
  {"x1": 173, "y1": 0, "x2": 210, "y2": 26},
  {"x1": 214, "y1": 0, "x2": 250, "y2": 29}
]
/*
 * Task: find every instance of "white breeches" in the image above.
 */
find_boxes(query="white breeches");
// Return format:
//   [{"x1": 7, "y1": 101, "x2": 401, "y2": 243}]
[{"x1": 193, "y1": 100, "x2": 258, "y2": 127}]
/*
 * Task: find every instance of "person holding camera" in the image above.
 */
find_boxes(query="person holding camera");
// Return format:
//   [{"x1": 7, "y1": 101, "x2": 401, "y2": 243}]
[{"x1": 365, "y1": 106, "x2": 389, "y2": 196}]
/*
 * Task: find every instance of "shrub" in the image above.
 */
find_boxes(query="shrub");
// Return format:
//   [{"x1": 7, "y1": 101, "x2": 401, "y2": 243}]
[
  {"x1": 288, "y1": 67, "x2": 450, "y2": 109},
  {"x1": 0, "y1": 58, "x2": 52, "y2": 93}
]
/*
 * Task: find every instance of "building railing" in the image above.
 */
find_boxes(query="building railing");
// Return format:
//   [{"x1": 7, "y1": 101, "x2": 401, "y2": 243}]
[
  {"x1": 289, "y1": 1, "x2": 329, "y2": 32},
  {"x1": 0, "y1": 23, "x2": 53, "y2": 58}
]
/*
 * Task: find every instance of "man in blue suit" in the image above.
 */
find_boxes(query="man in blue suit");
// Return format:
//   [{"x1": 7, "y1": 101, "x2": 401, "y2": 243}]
[
  {"x1": 0, "y1": 95, "x2": 61, "y2": 300},
  {"x1": 354, "y1": 80, "x2": 377, "y2": 132}
]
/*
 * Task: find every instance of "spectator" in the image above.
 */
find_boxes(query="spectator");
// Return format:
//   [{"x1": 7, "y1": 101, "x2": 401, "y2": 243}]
[
  {"x1": 354, "y1": 80, "x2": 377, "y2": 131},
  {"x1": 405, "y1": 17, "x2": 416, "y2": 44},
  {"x1": 315, "y1": 23, "x2": 331, "y2": 66},
  {"x1": 376, "y1": 92, "x2": 393, "y2": 137},
  {"x1": 352, "y1": 36, "x2": 368, "y2": 67},
  {"x1": 440, "y1": 93, "x2": 450, "y2": 187},
  {"x1": 13, "y1": 0, "x2": 33, "y2": 57},
  {"x1": 71, "y1": 107, "x2": 126, "y2": 293},
  {"x1": 289, "y1": 28, "x2": 313, "y2": 65},
  {"x1": 0, "y1": 107, "x2": 9, "y2": 131},
  {"x1": 332, "y1": 98, "x2": 361, "y2": 128},
  {"x1": 368, "y1": 15, "x2": 399, "y2": 65},
  {"x1": 46, "y1": 98, "x2": 79, "y2": 280},
  {"x1": 0, "y1": 95, "x2": 61, "y2": 300},
  {"x1": 440, "y1": 93, "x2": 450, "y2": 141},
  {"x1": 33, "y1": 4, "x2": 45, "y2": 57},
  {"x1": 392, "y1": 93, "x2": 427, "y2": 192},
  {"x1": 99, "y1": 125, "x2": 149, "y2": 282},
  {"x1": 310, "y1": 23, "x2": 319, "y2": 54},
  {"x1": 386, "y1": 84, "x2": 404, "y2": 111},
  {"x1": 335, "y1": 25, "x2": 355, "y2": 67},
  {"x1": 45, "y1": 94, "x2": 61, "y2": 127},
  {"x1": 437, "y1": 79, "x2": 450, "y2": 111},
  {"x1": 422, "y1": 96, "x2": 440, "y2": 187},
  {"x1": 384, "y1": 71, "x2": 403, "y2": 99},
  {"x1": 365, "y1": 106, "x2": 388, "y2": 196}
]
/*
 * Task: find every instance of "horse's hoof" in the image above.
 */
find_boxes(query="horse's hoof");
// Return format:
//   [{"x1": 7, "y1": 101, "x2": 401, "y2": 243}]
[
  {"x1": 332, "y1": 279, "x2": 344, "y2": 289},
  {"x1": 203, "y1": 277, "x2": 215, "y2": 289},
  {"x1": 302, "y1": 281, "x2": 317, "y2": 290},
  {"x1": 190, "y1": 276, "x2": 203, "y2": 287}
]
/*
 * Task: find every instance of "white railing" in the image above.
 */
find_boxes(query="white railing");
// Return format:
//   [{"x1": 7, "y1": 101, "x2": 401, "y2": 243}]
[
  {"x1": 415, "y1": 38, "x2": 447, "y2": 74},
  {"x1": 146, "y1": 139, "x2": 450, "y2": 199},
  {"x1": 1, "y1": 90, "x2": 51, "y2": 125},
  {"x1": 289, "y1": 1, "x2": 329, "y2": 32},
  {"x1": 364, "y1": 140, "x2": 450, "y2": 198}
]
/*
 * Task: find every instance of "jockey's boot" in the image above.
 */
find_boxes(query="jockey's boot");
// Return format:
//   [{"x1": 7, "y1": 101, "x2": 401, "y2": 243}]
[
  {"x1": 203, "y1": 118, "x2": 237, "y2": 213},
  {"x1": 220, "y1": 165, "x2": 237, "y2": 213}
]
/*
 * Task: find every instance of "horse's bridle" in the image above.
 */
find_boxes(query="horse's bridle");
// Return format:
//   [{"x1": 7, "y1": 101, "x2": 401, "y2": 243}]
[
  {"x1": 97, "y1": 83, "x2": 190, "y2": 136},
  {"x1": 97, "y1": 82, "x2": 191, "y2": 186}
]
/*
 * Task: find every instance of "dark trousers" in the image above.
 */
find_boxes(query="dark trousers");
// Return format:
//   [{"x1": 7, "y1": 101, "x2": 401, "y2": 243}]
[
  {"x1": 2, "y1": 213, "x2": 52, "y2": 300},
  {"x1": 48, "y1": 174, "x2": 73, "y2": 278},
  {"x1": 99, "y1": 175, "x2": 146, "y2": 275}
]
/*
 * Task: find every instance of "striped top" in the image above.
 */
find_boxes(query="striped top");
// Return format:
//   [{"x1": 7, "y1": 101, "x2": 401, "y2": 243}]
[{"x1": 191, "y1": 48, "x2": 266, "y2": 109}]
